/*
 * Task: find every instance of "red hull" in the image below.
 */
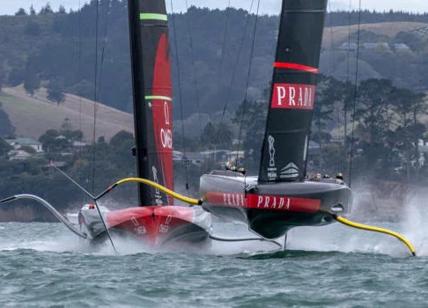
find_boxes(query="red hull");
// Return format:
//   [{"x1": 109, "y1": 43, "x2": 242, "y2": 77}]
[{"x1": 79, "y1": 204, "x2": 211, "y2": 247}]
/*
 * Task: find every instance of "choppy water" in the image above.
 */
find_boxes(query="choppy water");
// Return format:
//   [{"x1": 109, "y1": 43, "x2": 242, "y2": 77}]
[{"x1": 1, "y1": 200, "x2": 428, "y2": 307}]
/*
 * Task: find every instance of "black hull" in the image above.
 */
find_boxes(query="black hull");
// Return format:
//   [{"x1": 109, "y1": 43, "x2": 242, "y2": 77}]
[{"x1": 200, "y1": 172, "x2": 352, "y2": 238}]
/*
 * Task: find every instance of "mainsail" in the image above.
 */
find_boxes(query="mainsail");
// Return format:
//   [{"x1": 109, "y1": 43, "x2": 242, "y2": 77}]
[
  {"x1": 128, "y1": 0, "x2": 173, "y2": 205},
  {"x1": 258, "y1": 0, "x2": 327, "y2": 182}
]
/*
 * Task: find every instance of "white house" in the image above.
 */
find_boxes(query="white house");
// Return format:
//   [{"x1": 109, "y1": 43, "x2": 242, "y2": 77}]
[
  {"x1": 6, "y1": 137, "x2": 43, "y2": 153},
  {"x1": 339, "y1": 42, "x2": 358, "y2": 51},
  {"x1": 419, "y1": 140, "x2": 428, "y2": 154},
  {"x1": 8, "y1": 150, "x2": 32, "y2": 160},
  {"x1": 393, "y1": 43, "x2": 411, "y2": 53}
]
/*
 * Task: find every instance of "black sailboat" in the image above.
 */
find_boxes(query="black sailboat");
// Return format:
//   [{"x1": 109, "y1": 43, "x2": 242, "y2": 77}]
[{"x1": 200, "y1": 0, "x2": 352, "y2": 239}]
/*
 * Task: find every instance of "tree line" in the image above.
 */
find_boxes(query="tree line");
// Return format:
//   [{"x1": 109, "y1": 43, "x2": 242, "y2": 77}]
[
  {"x1": 0, "y1": 126, "x2": 138, "y2": 220},
  {"x1": 233, "y1": 76, "x2": 428, "y2": 183},
  {"x1": 1, "y1": 2, "x2": 428, "y2": 117},
  {"x1": 0, "y1": 75, "x2": 427, "y2": 220}
]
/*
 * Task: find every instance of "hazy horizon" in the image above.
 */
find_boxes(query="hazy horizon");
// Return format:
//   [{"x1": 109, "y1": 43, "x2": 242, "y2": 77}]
[{"x1": 1, "y1": 0, "x2": 428, "y2": 16}]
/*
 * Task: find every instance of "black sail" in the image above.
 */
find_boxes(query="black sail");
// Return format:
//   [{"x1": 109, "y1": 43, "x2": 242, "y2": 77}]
[
  {"x1": 258, "y1": 0, "x2": 327, "y2": 183},
  {"x1": 127, "y1": 0, "x2": 174, "y2": 205}
]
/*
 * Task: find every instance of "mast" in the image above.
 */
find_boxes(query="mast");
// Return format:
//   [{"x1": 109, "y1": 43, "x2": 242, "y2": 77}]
[
  {"x1": 258, "y1": 0, "x2": 327, "y2": 183},
  {"x1": 127, "y1": 0, "x2": 174, "y2": 205}
]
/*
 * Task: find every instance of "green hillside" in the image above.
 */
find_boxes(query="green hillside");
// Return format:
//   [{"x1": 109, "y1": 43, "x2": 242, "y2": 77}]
[
  {"x1": 1, "y1": 3, "x2": 428, "y2": 122},
  {"x1": 0, "y1": 86, "x2": 133, "y2": 141}
]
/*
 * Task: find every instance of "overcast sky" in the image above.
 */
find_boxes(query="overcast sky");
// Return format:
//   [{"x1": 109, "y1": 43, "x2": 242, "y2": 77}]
[{"x1": 1, "y1": 0, "x2": 428, "y2": 16}]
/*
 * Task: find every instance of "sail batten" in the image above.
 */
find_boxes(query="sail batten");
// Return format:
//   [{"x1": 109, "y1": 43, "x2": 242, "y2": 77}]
[
  {"x1": 139, "y1": 13, "x2": 168, "y2": 21},
  {"x1": 258, "y1": 0, "x2": 327, "y2": 183},
  {"x1": 145, "y1": 95, "x2": 172, "y2": 101}
]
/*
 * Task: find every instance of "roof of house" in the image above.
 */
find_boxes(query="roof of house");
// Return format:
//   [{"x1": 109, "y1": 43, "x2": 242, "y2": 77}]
[
  {"x1": 183, "y1": 152, "x2": 204, "y2": 160},
  {"x1": 6, "y1": 137, "x2": 42, "y2": 146},
  {"x1": 309, "y1": 141, "x2": 320, "y2": 149},
  {"x1": 8, "y1": 150, "x2": 32, "y2": 158}
]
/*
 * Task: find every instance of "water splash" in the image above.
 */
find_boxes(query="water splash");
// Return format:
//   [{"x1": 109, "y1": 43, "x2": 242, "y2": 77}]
[
  {"x1": 2, "y1": 186, "x2": 427, "y2": 258},
  {"x1": 287, "y1": 186, "x2": 428, "y2": 257},
  {"x1": 0, "y1": 220, "x2": 280, "y2": 257},
  {"x1": 402, "y1": 189, "x2": 428, "y2": 256},
  {"x1": 0, "y1": 223, "x2": 84, "y2": 253},
  {"x1": 286, "y1": 223, "x2": 409, "y2": 256}
]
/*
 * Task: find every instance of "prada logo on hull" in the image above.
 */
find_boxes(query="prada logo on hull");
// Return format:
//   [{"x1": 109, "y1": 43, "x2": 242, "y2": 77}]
[
  {"x1": 253, "y1": 195, "x2": 291, "y2": 210},
  {"x1": 205, "y1": 192, "x2": 321, "y2": 213},
  {"x1": 223, "y1": 193, "x2": 245, "y2": 207}
]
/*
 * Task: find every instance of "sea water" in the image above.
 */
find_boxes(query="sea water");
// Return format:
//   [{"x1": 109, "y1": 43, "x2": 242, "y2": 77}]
[{"x1": 1, "y1": 201, "x2": 428, "y2": 307}]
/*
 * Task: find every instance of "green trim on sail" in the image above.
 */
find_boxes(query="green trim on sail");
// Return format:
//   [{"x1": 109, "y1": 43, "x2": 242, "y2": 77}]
[
  {"x1": 145, "y1": 95, "x2": 172, "y2": 102},
  {"x1": 139, "y1": 13, "x2": 168, "y2": 22}
]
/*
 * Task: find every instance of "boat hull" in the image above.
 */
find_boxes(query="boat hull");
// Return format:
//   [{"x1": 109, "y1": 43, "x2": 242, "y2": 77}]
[
  {"x1": 200, "y1": 172, "x2": 352, "y2": 238},
  {"x1": 78, "y1": 205, "x2": 212, "y2": 247}
]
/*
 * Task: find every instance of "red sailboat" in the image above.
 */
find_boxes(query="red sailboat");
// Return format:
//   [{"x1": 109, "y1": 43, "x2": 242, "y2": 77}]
[
  {"x1": 77, "y1": 0, "x2": 212, "y2": 247},
  {"x1": 1, "y1": 0, "x2": 213, "y2": 249}
]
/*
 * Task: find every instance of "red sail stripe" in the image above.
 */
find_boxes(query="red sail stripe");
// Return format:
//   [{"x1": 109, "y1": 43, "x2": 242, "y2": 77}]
[{"x1": 273, "y1": 62, "x2": 319, "y2": 74}]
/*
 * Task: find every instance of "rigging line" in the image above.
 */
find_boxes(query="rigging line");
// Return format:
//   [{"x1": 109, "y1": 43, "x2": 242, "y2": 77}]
[
  {"x1": 170, "y1": 0, "x2": 190, "y2": 190},
  {"x1": 91, "y1": 0, "x2": 111, "y2": 193},
  {"x1": 69, "y1": 0, "x2": 84, "y2": 164},
  {"x1": 91, "y1": 0, "x2": 100, "y2": 194},
  {"x1": 236, "y1": 0, "x2": 261, "y2": 166},
  {"x1": 77, "y1": 0, "x2": 83, "y2": 158},
  {"x1": 216, "y1": 0, "x2": 232, "y2": 86},
  {"x1": 348, "y1": 0, "x2": 362, "y2": 187},
  {"x1": 343, "y1": 0, "x2": 352, "y2": 172},
  {"x1": 51, "y1": 163, "x2": 96, "y2": 200},
  {"x1": 94, "y1": 199, "x2": 118, "y2": 253},
  {"x1": 49, "y1": 163, "x2": 117, "y2": 252},
  {"x1": 96, "y1": 0, "x2": 111, "y2": 116},
  {"x1": 74, "y1": 0, "x2": 85, "y2": 191},
  {"x1": 319, "y1": 3, "x2": 335, "y2": 173},
  {"x1": 327, "y1": 1, "x2": 335, "y2": 76},
  {"x1": 89, "y1": 0, "x2": 117, "y2": 254},
  {"x1": 220, "y1": 0, "x2": 255, "y2": 120},
  {"x1": 183, "y1": 0, "x2": 202, "y2": 134},
  {"x1": 214, "y1": 0, "x2": 255, "y2": 167},
  {"x1": 64, "y1": 1, "x2": 85, "y2": 205},
  {"x1": 327, "y1": 3, "x2": 340, "y2": 173},
  {"x1": 345, "y1": 0, "x2": 352, "y2": 84}
]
